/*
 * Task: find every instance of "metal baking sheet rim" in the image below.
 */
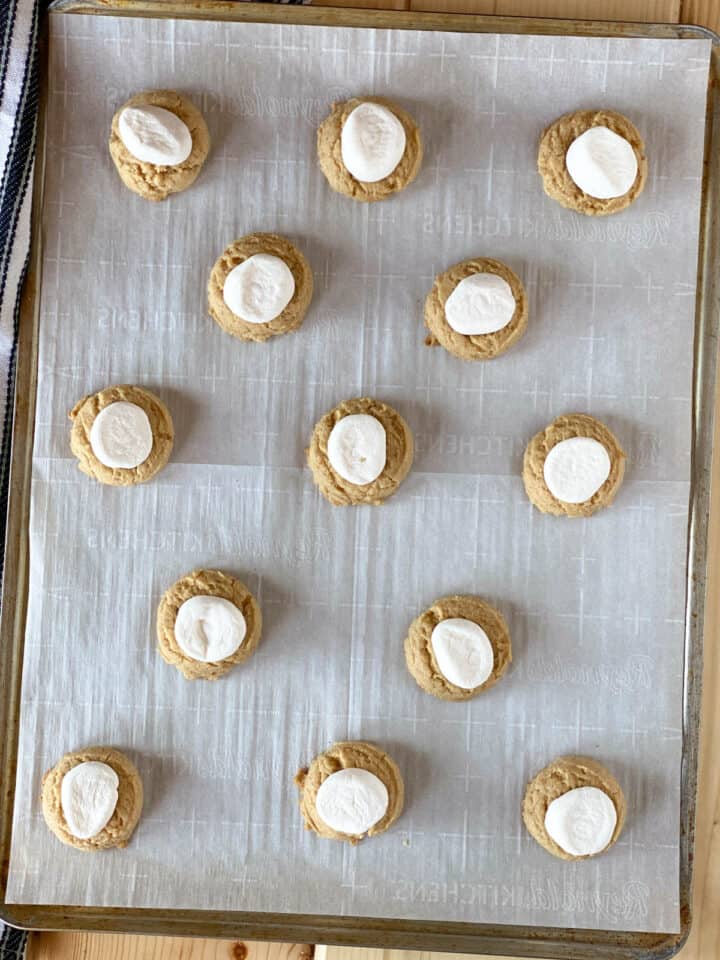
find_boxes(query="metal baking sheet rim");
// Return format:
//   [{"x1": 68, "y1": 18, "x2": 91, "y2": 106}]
[{"x1": 0, "y1": 3, "x2": 717, "y2": 957}]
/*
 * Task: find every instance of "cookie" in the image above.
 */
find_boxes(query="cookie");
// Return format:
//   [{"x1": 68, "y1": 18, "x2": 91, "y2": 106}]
[
  {"x1": 157, "y1": 568, "x2": 262, "y2": 680},
  {"x1": 523, "y1": 413, "x2": 625, "y2": 517},
  {"x1": 306, "y1": 396, "x2": 414, "y2": 506},
  {"x1": 69, "y1": 384, "x2": 174, "y2": 486},
  {"x1": 522, "y1": 755, "x2": 626, "y2": 860},
  {"x1": 538, "y1": 109, "x2": 647, "y2": 216},
  {"x1": 295, "y1": 741, "x2": 404, "y2": 844},
  {"x1": 109, "y1": 89, "x2": 210, "y2": 201},
  {"x1": 41, "y1": 746, "x2": 143, "y2": 851},
  {"x1": 424, "y1": 257, "x2": 527, "y2": 361},
  {"x1": 317, "y1": 96, "x2": 423, "y2": 202},
  {"x1": 208, "y1": 233, "x2": 313, "y2": 343},
  {"x1": 404, "y1": 594, "x2": 512, "y2": 701}
]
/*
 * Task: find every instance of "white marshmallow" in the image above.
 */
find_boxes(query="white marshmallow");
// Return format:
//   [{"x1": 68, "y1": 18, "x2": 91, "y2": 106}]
[
  {"x1": 118, "y1": 105, "x2": 193, "y2": 166},
  {"x1": 327, "y1": 414, "x2": 387, "y2": 486},
  {"x1": 565, "y1": 126, "x2": 638, "y2": 200},
  {"x1": 315, "y1": 768, "x2": 389, "y2": 835},
  {"x1": 340, "y1": 102, "x2": 407, "y2": 183},
  {"x1": 431, "y1": 617, "x2": 494, "y2": 689},
  {"x1": 223, "y1": 254, "x2": 295, "y2": 325},
  {"x1": 60, "y1": 761, "x2": 119, "y2": 840},
  {"x1": 543, "y1": 436, "x2": 611, "y2": 504},
  {"x1": 444, "y1": 272, "x2": 516, "y2": 336},
  {"x1": 544, "y1": 786, "x2": 617, "y2": 856},
  {"x1": 89, "y1": 401, "x2": 154, "y2": 470},
  {"x1": 174, "y1": 595, "x2": 247, "y2": 663}
]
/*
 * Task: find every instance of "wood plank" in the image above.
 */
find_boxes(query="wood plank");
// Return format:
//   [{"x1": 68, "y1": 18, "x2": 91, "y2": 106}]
[
  {"x1": 408, "y1": 0, "x2": 680, "y2": 22},
  {"x1": 681, "y1": 0, "x2": 720, "y2": 34},
  {"x1": 314, "y1": 0, "x2": 410, "y2": 11},
  {"x1": 26, "y1": 935, "x2": 313, "y2": 960}
]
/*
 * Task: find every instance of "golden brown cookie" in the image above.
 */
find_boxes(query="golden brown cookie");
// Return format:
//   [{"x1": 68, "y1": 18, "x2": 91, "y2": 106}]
[
  {"x1": 317, "y1": 96, "x2": 423, "y2": 202},
  {"x1": 522, "y1": 755, "x2": 626, "y2": 860},
  {"x1": 306, "y1": 396, "x2": 414, "y2": 506},
  {"x1": 41, "y1": 746, "x2": 143, "y2": 851},
  {"x1": 208, "y1": 232, "x2": 313, "y2": 343},
  {"x1": 538, "y1": 109, "x2": 647, "y2": 216},
  {"x1": 424, "y1": 257, "x2": 527, "y2": 361},
  {"x1": 295, "y1": 741, "x2": 404, "y2": 844},
  {"x1": 523, "y1": 413, "x2": 625, "y2": 518},
  {"x1": 404, "y1": 594, "x2": 511, "y2": 701},
  {"x1": 109, "y1": 89, "x2": 210, "y2": 201},
  {"x1": 157, "y1": 568, "x2": 262, "y2": 680},
  {"x1": 69, "y1": 384, "x2": 174, "y2": 486}
]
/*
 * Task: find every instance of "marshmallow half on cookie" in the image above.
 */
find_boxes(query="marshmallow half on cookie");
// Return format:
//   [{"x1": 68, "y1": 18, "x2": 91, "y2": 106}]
[
  {"x1": 424, "y1": 257, "x2": 528, "y2": 360},
  {"x1": 69, "y1": 384, "x2": 174, "y2": 486},
  {"x1": 538, "y1": 109, "x2": 647, "y2": 216},
  {"x1": 404, "y1": 594, "x2": 512, "y2": 701},
  {"x1": 306, "y1": 397, "x2": 414, "y2": 506},
  {"x1": 295, "y1": 741, "x2": 404, "y2": 843},
  {"x1": 522, "y1": 755, "x2": 626, "y2": 860},
  {"x1": 41, "y1": 747, "x2": 143, "y2": 850},
  {"x1": 317, "y1": 96, "x2": 423, "y2": 202},
  {"x1": 523, "y1": 413, "x2": 625, "y2": 517},
  {"x1": 208, "y1": 233, "x2": 313, "y2": 342},
  {"x1": 109, "y1": 90, "x2": 210, "y2": 201},
  {"x1": 157, "y1": 569, "x2": 262, "y2": 680}
]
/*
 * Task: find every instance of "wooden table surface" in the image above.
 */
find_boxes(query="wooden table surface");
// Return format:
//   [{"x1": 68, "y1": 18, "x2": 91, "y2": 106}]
[{"x1": 26, "y1": 0, "x2": 720, "y2": 957}]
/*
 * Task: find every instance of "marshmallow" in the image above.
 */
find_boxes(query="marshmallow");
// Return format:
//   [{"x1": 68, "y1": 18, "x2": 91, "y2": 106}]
[
  {"x1": 223, "y1": 254, "x2": 295, "y2": 324},
  {"x1": 543, "y1": 436, "x2": 611, "y2": 504},
  {"x1": 327, "y1": 414, "x2": 387, "y2": 485},
  {"x1": 544, "y1": 786, "x2": 617, "y2": 856},
  {"x1": 431, "y1": 617, "x2": 494, "y2": 689},
  {"x1": 118, "y1": 105, "x2": 193, "y2": 166},
  {"x1": 60, "y1": 761, "x2": 119, "y2": 840},
  {"x1": 445, "y1": 272, "x2": 516, "y2": 336},
  {"x1": 89, "y1": 401, "x2": 154, "y2": 469},
  {"x1": 341, "y1": 102, "x2": 407, "y2": 182},
  {"x1": 565, "y1": 126, "x2": 638, "y2": 199},
  {"x1": 315, "y1": 768, "x2": 389, "y2": 835},
  {"x1": 174, "y1": 595, "x2": 247, "y2": 663}
]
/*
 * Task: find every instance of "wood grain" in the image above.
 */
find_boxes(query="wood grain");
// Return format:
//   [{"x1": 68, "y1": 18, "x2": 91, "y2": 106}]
[
  {"x1": 28, "y1": 0, "x2": 718, "y2": 957},
  {"x1": 26, "y1": 936, "x2": 313, "y2": 960},
  {"x1": 408, "y1": 0, "x2": 680, "y2": 21},
  {"x1": 681, "y1": 0, "x2": 720, "y2": 34},
  {"x1": 314, "y1": 0, "x2": 410, "y2": 11}
]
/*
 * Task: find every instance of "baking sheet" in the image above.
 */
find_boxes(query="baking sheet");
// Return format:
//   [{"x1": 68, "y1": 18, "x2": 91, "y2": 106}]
[{"x1": 5, "y1": 13, "x2": 711, "y2": 933}]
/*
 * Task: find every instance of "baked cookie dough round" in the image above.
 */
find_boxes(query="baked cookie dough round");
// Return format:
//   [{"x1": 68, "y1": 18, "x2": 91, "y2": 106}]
[
  {"x1": 317, "y1": 96, "x2": 423, "y2": 202},
  {"x1": 405, "y1": 594, "x2": 511, "y2": 701},
  {"x1": 208, "y1": 233, "x2": 313, "y2": 343},
  {"x1": 295, "y1": 741, "x2": 404, "y2": 844},
  {"x1": 538, "y1": 109, "x2": 647, "y2": 216},
  {"x1": 157, "y1": 568, "x2": 262, "y2": 680},
  {"x1": 69, "y1": 384, "x2": 174, "y2": 486},
  {"x1": 522, "y1": 755, "x2": 626, "y2": 860},
  {"x1": 109, "y1": 89, "x2": 210, "y2": 201},
  {"x1": 41, "y1": 746, "x2": 143, "y2": 851},
  {"x1": 523, "y1": 413, "x2": 625, "y2": 518},
  {"x1": 424, "y1": 257, "x2": 527, "y2": 361},
  {"x1": 306, "y1": 396, "x2": 414, "y2": 506}
]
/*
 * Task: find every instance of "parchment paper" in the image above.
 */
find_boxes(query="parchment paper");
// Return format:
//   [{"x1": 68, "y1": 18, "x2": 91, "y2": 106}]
[{"x1": 6, "y1": 13, "x2": 711, "y2": 933}]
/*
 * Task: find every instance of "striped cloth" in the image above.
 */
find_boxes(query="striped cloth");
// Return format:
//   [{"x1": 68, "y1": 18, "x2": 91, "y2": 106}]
[
  {"x1": 0, "y1": 0, "x2": 305, "y2": 953},
  {"x1": 0, "y1": 0, "x2": 41, "y2": 948}
]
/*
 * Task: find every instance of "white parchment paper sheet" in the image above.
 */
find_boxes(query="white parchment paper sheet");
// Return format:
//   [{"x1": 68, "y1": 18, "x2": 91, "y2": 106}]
[{"x1": 6, "y1": 13, "x2": 711, "y2": 933}]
